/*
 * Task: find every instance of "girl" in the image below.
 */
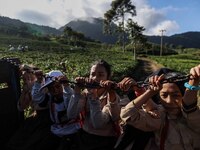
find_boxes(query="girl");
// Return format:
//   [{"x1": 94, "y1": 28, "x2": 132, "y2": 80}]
[
  {"x1": 120, "y1": 65, "x2": 200, "y2": 150},
  {"x1": 31, "y1": 70, "x2": 81, "y2": 150},
  {"x1": 6, "y1": 65, "x2": 52, "y2": 150},
  {"x1": 68, "y1": 59, "x2": 121, "y2": 150}
]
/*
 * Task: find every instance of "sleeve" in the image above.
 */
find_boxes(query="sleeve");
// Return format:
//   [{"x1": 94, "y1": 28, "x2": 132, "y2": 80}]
[
  {"x1": 89, "y1": 99, "x2": 110, "y2": 129},
  {"x1": 182, "y1": 105, "x2": 200, "y2": 133},
  {"x1": 63, "y1": 86, "x2": 74, "y2": 108},
  {"x1": 89, "y1": 93, "x2": 121, "y2": 129},
  {"x1": 63, "y1": 86, "x2": 74, "y2": 96},
  {"x1": 31, "y1": 82, "x2": 46, "y2": 104},
  {"x1": 67, "y1": 93, "x2": 86, "y2": 119},
  {"x1": 120, "y1": 101, "x2": 162, "y2": 132},
  {"x1": 104, "y1": 94, "x2": 121, "y2": 122}
]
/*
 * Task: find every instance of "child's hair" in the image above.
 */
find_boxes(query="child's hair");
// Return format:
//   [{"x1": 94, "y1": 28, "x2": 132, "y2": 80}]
[
  {"x1": 145, "y1": 68, "x2": 188, "y2": 103},
  {"x1": 163, "y1": 71, "x2": 188, "y2": 96},
  {"x1": 91, "y1": 59, "x2": 112, "y2": 79}
]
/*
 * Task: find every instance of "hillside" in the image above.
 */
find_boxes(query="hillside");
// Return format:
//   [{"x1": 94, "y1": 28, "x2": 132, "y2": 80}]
[
  {"x1": 60, "y1": 17, "x2": 200, "y2": 48},
  {"x1": 0, "y1": 16, "x2": 61, "y2": 37},
  {"x1": 59, "y1": 17, "x2": 118, "y2": 44},
  {"x1": 1, "y1": 16, "x2": 200, "y2": 48},
  {"x1": 146, "y1": 31, "x2": 200, "y2": 48}
]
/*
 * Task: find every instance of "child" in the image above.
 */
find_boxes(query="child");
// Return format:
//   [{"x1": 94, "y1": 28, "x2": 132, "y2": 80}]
[
  {"x1": 115, "y1": 77, "x2": 155, "y2": 150},
  {"x1": 6, "y1": 65, "x2": 52, "y2": 150},
  {"x1": 68, "y1": 59, "x2": 121, "y2": 150},
  {"x1": 31, "y1": 70, "x2": 81, "y2": 150},
  {"x1": 120, "y1": 65, "x2": 200, "y2": 150}
]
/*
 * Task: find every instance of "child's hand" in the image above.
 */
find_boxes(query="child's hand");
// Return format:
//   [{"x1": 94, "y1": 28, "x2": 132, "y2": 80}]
[
  {"x1": 148, "y1": 74, "x2": 164, "y2": 92},
  {"x1": 58, "y1": 75, "x2": 69, "y2": 87},
  {"x1": 100, "y1": 80, "x2": 116, "y2": 90},
  {"x1": 118, "y1": 77, "x2": 137, "y2": 92},
  {"x1": 189, "y1": 64, "x2": 200, "y2": 85}
]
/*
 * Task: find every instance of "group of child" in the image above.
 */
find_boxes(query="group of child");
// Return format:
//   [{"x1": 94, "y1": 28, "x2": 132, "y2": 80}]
[{"x1": 5, "y1": 60, "x2": 200, "y2": 150}]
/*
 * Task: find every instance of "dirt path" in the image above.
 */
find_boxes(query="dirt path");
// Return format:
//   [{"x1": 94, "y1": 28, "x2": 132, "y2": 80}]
[{"x1": 131, "y1": 57, "x2": 163, "y2": 81}]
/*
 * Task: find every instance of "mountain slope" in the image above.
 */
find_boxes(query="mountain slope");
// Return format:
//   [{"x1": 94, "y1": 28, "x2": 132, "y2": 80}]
[
  {"x1": 146, "y1": 31, "x2": 200, "y2": 48},
  {"x1": 59, "y1": 17, "x2": 118, "y2": 44},
  {"x1": 0, "y1": 16, "x2": 61, "y2": 36},
  {"x1": 1, "y1": 16, "x2": 200, "y2": 48},
  {"x1": 60, "y1": 17, "x2": 200, "y2": 48}
]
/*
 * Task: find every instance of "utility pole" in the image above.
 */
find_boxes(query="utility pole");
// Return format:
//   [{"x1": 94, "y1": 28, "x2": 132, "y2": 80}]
[{"x1": 159, "y1": 29, "x2": 166, "y2": 56}]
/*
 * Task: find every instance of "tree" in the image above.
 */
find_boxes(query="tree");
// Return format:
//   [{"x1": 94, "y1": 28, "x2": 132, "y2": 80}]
[
  {"x1": 126, "y1": 19, "x2": 146, "y2": 60},
  {"x1": 62, "y1": 26, "x2": 87, "y2": 46},
  {"x1": 104, "y1": 0, "x2": 136, "y2": 52},
  {"x1": 177, "y1": 45, "x2": 185, "y2": 53},
  {"x1": 63, "y1": 26, "x2": 73, "y2": 38},
  {"x1": 169, "y1": 43, "x2": 175, "y2": 50},
  {"x1": 115, "y1": 22, "x2": 124, "y2": 47},
  {"x1": 18, "y1": 25, "x2": 31, "y2": 37}
]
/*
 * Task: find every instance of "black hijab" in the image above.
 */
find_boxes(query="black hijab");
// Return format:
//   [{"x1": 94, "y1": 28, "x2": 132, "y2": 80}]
[{"x1": 145, "y1": 68, "x2": 188, "y2": 103}]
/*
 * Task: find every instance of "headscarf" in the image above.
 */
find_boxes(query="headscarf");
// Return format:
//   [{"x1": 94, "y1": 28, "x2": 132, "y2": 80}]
[{"x1": 145, "y1": 68, "x2": 188, "y2": 103}]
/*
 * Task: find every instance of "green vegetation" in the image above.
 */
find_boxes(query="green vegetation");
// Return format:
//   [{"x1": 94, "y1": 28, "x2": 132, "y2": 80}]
[
  {"x1": 149, "y1": 48, "x2": 200, "y2": 73},
  {"x1": 104, "y1": 0, "x2": 136, "y2": 36},
  {"x1": 1, "y1": 37, "x2": 199, "y2": 81},
  {"x1": 1, "y1": 37, "x2": 200, "y2": 117},
  {"x1": 0, "y1": 42, "x2": 137, "y2": 82}
]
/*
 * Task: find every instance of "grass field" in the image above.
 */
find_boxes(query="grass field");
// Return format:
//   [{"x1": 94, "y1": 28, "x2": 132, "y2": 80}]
[
  {"x1": 0, "y1": 45, "x2": 137, "y2": 82},
  {"x1": 149, "y1": 50, "x2": 200, "y2": 73}
]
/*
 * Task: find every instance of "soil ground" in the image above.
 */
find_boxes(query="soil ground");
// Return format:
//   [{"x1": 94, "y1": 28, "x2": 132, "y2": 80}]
[{"x1": 131, "y1": 57, "x2": 163, "y2": 81}]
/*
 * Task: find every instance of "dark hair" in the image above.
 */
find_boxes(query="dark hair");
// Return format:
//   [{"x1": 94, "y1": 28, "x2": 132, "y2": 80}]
[
  {"x1": 145, "y1": 68, "x2": 188, "y2": 103},
  {"x1": 91, "y1": 59, "x2": 112, "y2": 79},
  {"x1": 163, "y1": 71, "x2": 188, "y2": 96},
  {"x1": 144, "y1": 68, "x2": 174, "y2": 82}
]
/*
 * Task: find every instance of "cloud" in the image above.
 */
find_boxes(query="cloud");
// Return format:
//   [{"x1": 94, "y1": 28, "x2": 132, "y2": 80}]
[
  {"x1": 133, "y1": 0, "x2": 180, "y2": 35},
  {"x1": 81, "y1": 0, "x2": 112, "y2": 19},
  {"x1": 17, "y1": 10, "x2": 55, "y2": 26},
  {"x1": 0, "y1": 0, "x2": 181, "y2": 35},
  {"x1": 147, "y1": 20, "x2": 179, "y2": 36},
  {"x1": 135, "y1": 7, "x2": 165, "y2": 31},
  {"x1": 46, "y1": 0, "x2": 111, "y2": 28}
]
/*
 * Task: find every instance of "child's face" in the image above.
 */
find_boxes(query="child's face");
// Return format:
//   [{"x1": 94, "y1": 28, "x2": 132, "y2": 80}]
[
  {"x1": 22, "y1": 71, "x2": 36, "y2": 82},
  {"x1": 159, "y1": 83, "x2": 182, "y2": 116},
  {"x1": 89, "y1": 64, "x2": 108, "y2": 82},
  {"x1": 48, "y1": 82, "x2": 63, "y2": 97}
]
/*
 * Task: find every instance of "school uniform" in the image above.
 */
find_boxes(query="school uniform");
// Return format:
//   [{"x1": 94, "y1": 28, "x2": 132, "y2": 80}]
[
  {"x1": 68, "y1": 90, "x2": 121, "y2": 150},
  {"x1": 121, "y1": 102, "x2": 200, "y2": 150},
  {"x1": 32, "y1": 82, "x2": 81, "y2": 150}
]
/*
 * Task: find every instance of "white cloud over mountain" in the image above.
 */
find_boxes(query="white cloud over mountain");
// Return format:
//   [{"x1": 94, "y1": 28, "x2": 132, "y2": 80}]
[{"x1": 0, "y1": 0, "x2": 183, "y2": 35}]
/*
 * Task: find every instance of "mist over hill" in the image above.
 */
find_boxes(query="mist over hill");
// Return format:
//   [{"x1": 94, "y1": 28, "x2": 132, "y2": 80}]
[
  {"x1": 59, "y1": 17, "x2": 200, "y2": 48},
  {"x1": 1, "y1": 16, "x2": 200, "y2": 48},
  {"x1": 59, "y1": 17, "x2": 118, "y2": 44},
  {"x1": 0, "y1": 16, "x2": 61, "y2": 37}
]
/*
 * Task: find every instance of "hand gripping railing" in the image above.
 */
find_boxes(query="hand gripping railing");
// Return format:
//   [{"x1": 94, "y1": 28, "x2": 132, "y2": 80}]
[
  {"x1": 46, "y1": 74, "x2": 199, "y2": 90},
  {"x1": 136, "y1": 74, "x2": 193, "y2": 88}
]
